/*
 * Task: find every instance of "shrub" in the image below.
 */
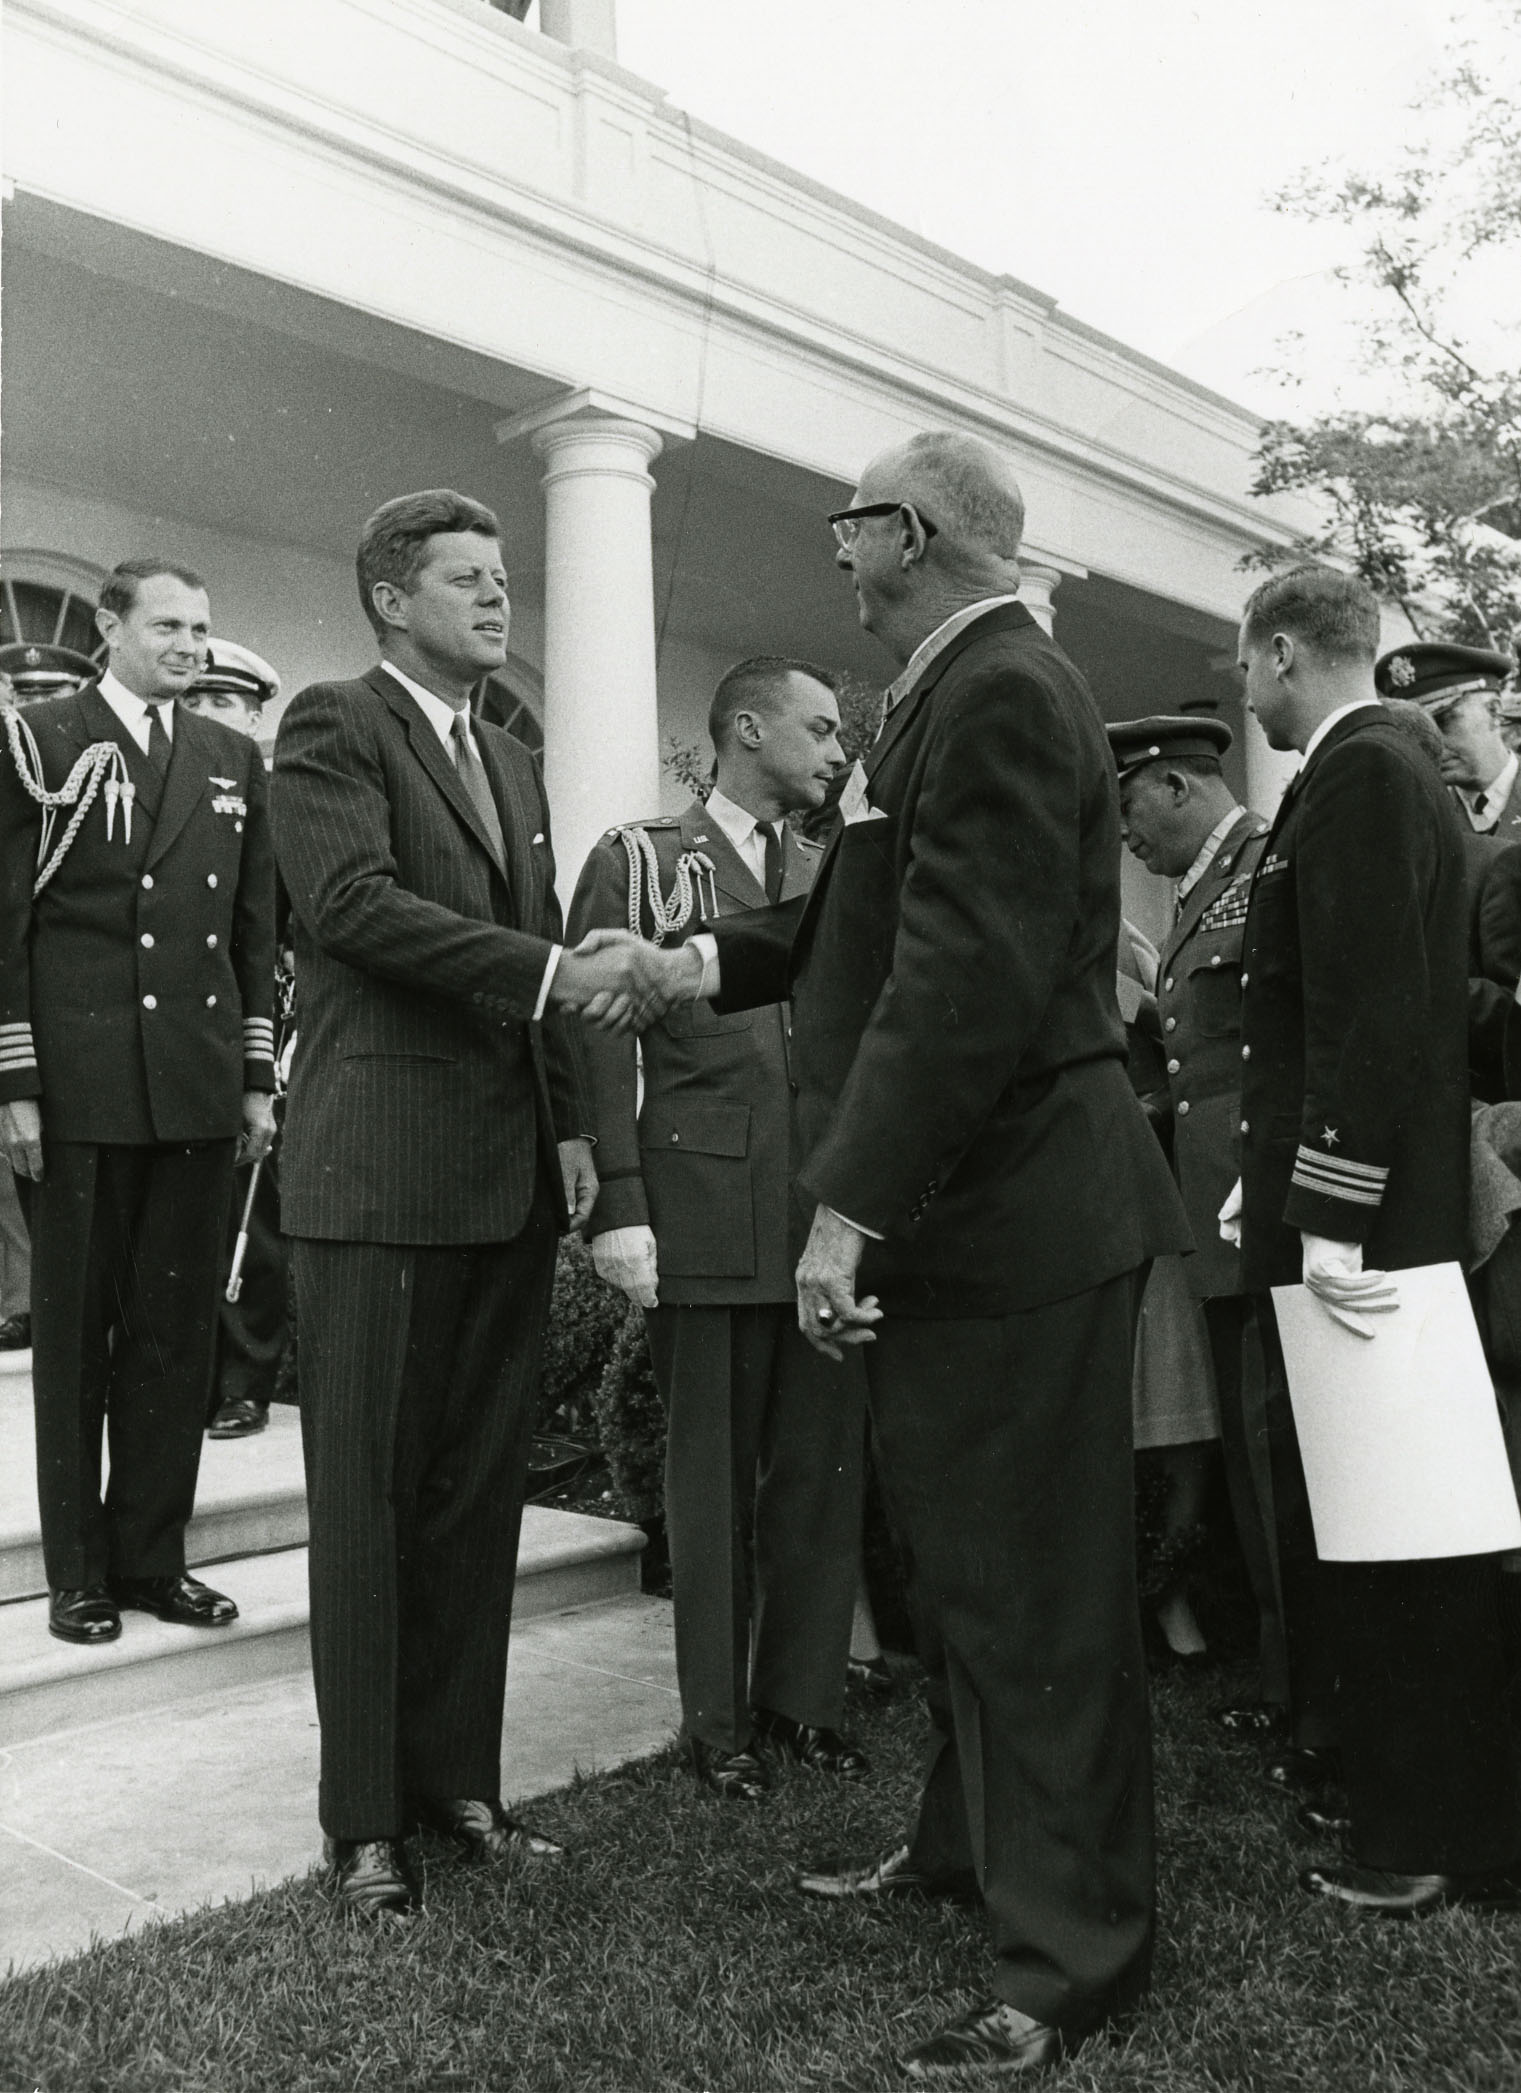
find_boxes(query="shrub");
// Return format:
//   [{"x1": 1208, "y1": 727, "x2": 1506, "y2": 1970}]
[
  {"x1": 537, "y1": 1237, "x2": 629, "y2": 1441},
  {"x1": 592, "y1": 1308, "x2": 668, "y2": 1523}
]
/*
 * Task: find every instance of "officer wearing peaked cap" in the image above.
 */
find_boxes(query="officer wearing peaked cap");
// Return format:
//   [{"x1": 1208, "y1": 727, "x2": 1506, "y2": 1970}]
[
  {"x1": 186, "y1": 639, "x2": 281, "y2": 713},
  {"x1": 0, "y1": 558, "x2": 277, "y2": 1648},
  {"x1": 1109, "y1": 713, "x2": 1286, "y2": 1721},
  {"x1": 0, "y1": 643, "x2": 99, "y2": 706},
  {"x1": 1378, "y1": 642, "x2": 1521, "y2": 997}
]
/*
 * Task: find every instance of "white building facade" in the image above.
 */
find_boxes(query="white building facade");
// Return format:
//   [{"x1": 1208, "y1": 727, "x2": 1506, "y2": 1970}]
[{"x1": 1, "y1": 0, "x2": 1309, "y2": 939}]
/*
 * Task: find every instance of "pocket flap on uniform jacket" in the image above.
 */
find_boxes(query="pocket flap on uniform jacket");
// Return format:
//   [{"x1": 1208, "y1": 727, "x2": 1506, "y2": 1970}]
[{"x1": 639, "y1": 1099, "x2": 750, "y2": 1158}]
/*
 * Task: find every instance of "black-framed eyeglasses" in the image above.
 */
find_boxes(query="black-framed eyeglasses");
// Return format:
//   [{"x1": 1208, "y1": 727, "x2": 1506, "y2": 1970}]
[{"x1": 827, "y1": 501, "x2": 940, "y2": 551}]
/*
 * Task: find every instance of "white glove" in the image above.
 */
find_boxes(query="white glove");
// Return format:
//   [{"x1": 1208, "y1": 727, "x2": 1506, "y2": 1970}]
[
  {"x1": 1301, "y1": 1232, "x2": 1399, "y2": 1340},
  {"x1": 592, "y1": 1225, "x2": 659, "y2": 1310},
  {"x1": 1218, "y1": 1178, "x2": 1243, "y2": 1249}
]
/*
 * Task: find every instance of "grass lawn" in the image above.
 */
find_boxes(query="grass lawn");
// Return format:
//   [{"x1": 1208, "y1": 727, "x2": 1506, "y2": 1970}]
[{"x1": 2, "y1": 1657, "x2": 1517, "y2": 2093}]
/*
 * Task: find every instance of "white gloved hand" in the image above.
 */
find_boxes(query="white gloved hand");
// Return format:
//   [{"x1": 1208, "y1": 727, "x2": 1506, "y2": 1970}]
[
  {"x1": 1300, "y1": 1232, "x2": 1399, "y2": 1340},
  {"x1": 1218, "y1": 1178, "x2": 1243, "y2": 1249},
  {"x1": 592, "y1": 1225, "x2": 659, "y2": 1310}
]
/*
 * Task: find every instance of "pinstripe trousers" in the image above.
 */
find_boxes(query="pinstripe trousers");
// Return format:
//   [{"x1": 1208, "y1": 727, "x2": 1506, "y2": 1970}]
[{"x1": 291, "y1": 1192, "x2": 557, "y2": 1841}]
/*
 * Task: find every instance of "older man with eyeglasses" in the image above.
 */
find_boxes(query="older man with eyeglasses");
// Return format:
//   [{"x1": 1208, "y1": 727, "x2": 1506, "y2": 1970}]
[{"x1": 590, "y1": 430, "x2": 1190, "y2": 2079}]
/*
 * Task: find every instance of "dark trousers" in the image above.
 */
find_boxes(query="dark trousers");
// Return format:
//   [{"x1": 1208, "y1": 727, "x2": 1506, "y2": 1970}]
[
  {"x1": 210, "y1": 1147, "x2": 287, "y2": 1414},
  {"x1": 1258, "y1": 1295, "x2": 1520, "y2": 1874},
  {"x1": 1203, "y1": 1294, "x2": 1287, "y2": 1704},
  {"x1": 645, "y1": 1302, "x2": 864, "y2": 1753},
  {"x1": 292, "y1": 1196, "x2": 557, "y2": 1842},
  {"x1": 867, "y1": 1270, "x2": 1153, "y2": 2033},
  {"x1": 26, "y1": 1139, "x2": 234, "y2": 1590}
]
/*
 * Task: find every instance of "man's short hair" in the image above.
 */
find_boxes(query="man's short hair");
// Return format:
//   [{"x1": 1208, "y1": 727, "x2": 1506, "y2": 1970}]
[
  {"x1": 898, "y1": 431, "x2": 1025, "y2": 559},
  {"x1": 708, "y1": 656, "x2": 835, "y2": 754},
  {"x1": 98, "y1": 556, "x2": 207, "y2": 620},
  {"x1": 1168, "y1": 753, "x2": 1224, "y2": 783},
  {"x1": 1241, "y1": 565, "x2": 1381, "y2": 665},
  {"x1": 356, "y1": 489, "x2": 503, "y2": 637}
]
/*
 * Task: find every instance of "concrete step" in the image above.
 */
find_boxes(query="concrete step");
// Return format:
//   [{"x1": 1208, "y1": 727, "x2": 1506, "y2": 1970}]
[
  {"x1": 0, "y1": 1505, "x2": 645, "y2": 1748},
  {"x1": 0, "y1": 1380, "x2": 310, "y2": 1603}
]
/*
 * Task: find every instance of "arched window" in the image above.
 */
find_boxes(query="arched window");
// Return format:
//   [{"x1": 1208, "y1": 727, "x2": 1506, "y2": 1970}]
[{"x1": 0, "y1": 555, "x2": 107, "y2": 667}]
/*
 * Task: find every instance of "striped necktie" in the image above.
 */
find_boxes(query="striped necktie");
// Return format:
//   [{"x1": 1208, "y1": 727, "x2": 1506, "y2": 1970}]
[{"x1": 450, "y1": 711, "x2": 508, "y2": 876}]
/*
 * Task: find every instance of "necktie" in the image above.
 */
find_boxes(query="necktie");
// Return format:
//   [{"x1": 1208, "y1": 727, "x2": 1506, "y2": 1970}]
[
  {"x1": 143, "y1": 703, "x2": 170, "y2": 779},
  {"x1": 1474, "y1": 791, "x2": 1490, "y2": 822},
  {"x1": 450, "y1": 712, "x2": 508, "y2": 876},
  {"x1": 762, "y1": 821, "x2": 784, "y2": 904}
]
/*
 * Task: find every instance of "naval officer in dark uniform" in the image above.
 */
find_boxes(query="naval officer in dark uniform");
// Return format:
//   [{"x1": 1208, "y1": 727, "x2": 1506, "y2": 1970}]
[
  {"x1": 0, "y1": 557, "x2": 277, "y2": 1646},
  {"x1": 1110, "y1": 713, "x2": 1286, "y2": 1724},
  {"x1": 567, "y1": 657, "x2": 868, "y2": 1802},
  {"x1": 1233, "y1": 564, "x2": 1519, "y2": 1914}
]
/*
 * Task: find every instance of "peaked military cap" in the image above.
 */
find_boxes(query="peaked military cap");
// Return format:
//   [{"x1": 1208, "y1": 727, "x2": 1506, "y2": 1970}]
[
  {"x1": 1106, "y1": 713, "x2": 1233, "y2": 783},
  {"x1": 0, "y1": 642, "x2": 98, "y2": 702},
  {"x1": 1374, "y1": 640, "x2": 1514, "y2": 718},
  {"x1": 190, "y1": 638, "x2": 281, "y2": 706}
]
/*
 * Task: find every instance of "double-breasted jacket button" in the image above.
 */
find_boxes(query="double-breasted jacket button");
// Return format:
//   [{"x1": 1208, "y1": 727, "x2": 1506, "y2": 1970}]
[
  {"x1": 1163, "y1": 976, "x2": 1173, "y2": 992},
  {"x1": 670, "y1": 1131, "x2": 680, "y2": 1144},
  {"x1": 1241, "y1": 1044, "x2": 1251, "y2": 1060},
  {"x1": 1164, "y1": 1017, "x2": 1177, "y2": 1033},
  {"x1": 1176, "y1": 1099, "x2": 1190, "y2": 1116},
  {"x1": 141, "y1": 874, "x2": 153, "y2": 890},
  {"x1": 206, "y1": 995, "x2": 217, "y2": 1008},
  {"x1": 1166, "y1": 1058, "x2": 1180, "y2": 1075},
  {"x1": 140, "y1": 933, "x2": 154, "y2": 949},
  {"x1": 1240, "y1": 972, "x2": 1249, "y2": 988},
  {"x1": 1240, "y1": 1119, "x2": 1250, "y2": 1136},
  {"x1": 206, "y1": 934, "x2": 218, "y2": 949},
  {"x1": 1210, "y1": 954, "x2": 1222, "y2": 967},
  {"x1": 207, "y1": 874, "x2": 218, "y2": 888},
  {"x1": 142, "y1": 994, "x2": 157, "y2": 1010}
]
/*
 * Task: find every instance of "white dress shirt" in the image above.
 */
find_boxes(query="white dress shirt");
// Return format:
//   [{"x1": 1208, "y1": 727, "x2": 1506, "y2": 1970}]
[
  {"x1": 1461, "y1": 748, "x2": 1518, "y2": 832},
  {"x1": 703, "y1": 786, "x2": 783, "y2": 887},
  {"x1": 880, "y1": 595, "x2": 1023, "y2": 718},
  {"x1": 380, "y1": 661, "x2": 560, "y2": 1022},
  {"x1": 98, "y1": 668, "x2": 175, "y2": 751}
]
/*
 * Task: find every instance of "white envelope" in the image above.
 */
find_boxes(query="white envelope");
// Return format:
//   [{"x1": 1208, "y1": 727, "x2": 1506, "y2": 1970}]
[{"x1": 1271, "y1": 1261, "x2": 1521, "y2": 1561}]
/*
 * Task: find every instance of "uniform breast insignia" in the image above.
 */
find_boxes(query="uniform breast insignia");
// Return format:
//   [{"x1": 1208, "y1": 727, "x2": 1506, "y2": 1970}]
[
  {"x1": 210, "y1": 793, "x2": 248, "y2": 817},
  {"x1": 1199, "y1": 878, "x2": 1251, "y2": 932},
  {"x1": 210, "y1": 775, "x2": 237, "y2": 789},
  {"x1": 1257, "y1": 853, "x2": 1288, "y2": 881}
]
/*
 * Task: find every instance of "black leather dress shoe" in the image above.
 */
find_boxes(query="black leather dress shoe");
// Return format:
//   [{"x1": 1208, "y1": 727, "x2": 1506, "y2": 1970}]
[
  {"x1": 795, "y1": 1842, "x2": 979, "y2": 1904},
  {"x1": 690, "y1": 1738, "x2": 770, "y2": 1802},
  {"x1": 412, "y1": 1796, "x2": 563, "y2": 1861},
  {"x1": 48, "y1": 1585, "x2": 121, "y2": 1645},
  {"x1": 1295, "y1": 1802, "x2": 1352, "y2": 1842},
  {"x1": 899, "y1": 2000, "x2": 1070, "y2": 2079},
  {"x1": 324, "y1": 1837, "x2": 418, "y2": 1917},
  {"x1": 109, "y1": 1573, "x2": 238, "y2": 1627},
  {"x1": 208, "y1": 1397, "x2": 269, "y2": 1439},
  {"x1": 1212, "y1": 1699, "x2": 1286, "y2": 1737},
  {"x1": 1299, "y1": 1860, "x2": 1521, "y2": 1915},
  {"x1": 0, "y1": 1310, "x2": 31, "y2": 1350},
  {"x1": 846, "y1": 1654, "x2": 896, "y2": 1699},
  {"x1": 753, "y1": 1707, "x2": 870, "y2": 1779},
  {"x1": 1262, "y1": 1745, "x2": 1342, "y2": 1793}
]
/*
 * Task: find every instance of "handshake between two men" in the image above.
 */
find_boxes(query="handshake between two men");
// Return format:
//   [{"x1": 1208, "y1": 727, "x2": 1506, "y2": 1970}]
[{"x1": 545, "y1": 926, "x2": 884, "y2": 1360}]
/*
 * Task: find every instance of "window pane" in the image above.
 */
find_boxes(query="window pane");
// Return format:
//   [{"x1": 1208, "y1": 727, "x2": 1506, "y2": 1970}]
[
  {"x1": 58, "y1": 593, "x2": 102, "y2": 660},
  {"x1": 11, "y1": 582, "x2": 65, "y2": 644}
]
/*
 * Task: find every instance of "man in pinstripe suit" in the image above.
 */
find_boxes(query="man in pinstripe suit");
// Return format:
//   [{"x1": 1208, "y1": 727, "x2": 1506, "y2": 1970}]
[{"x1": 273, "y1": 490, "x2": 643, "y2": 1917}]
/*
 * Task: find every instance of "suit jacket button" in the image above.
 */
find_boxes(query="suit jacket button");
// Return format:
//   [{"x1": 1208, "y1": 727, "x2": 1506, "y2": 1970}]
[
  {"x1": 1240, "y1": 972, "x2": 1249, "y2": 988},
  {"x1": 1166, "y1": 1058, "x2": 1180, "y2": 1074},
  {"x1": 1164, "y1": 1017, "x2": 1177, "y2": 1032},
  {"x1": 1241, "y1": 1044, "x2": 1251, "y2": 1060},
  {"x1": 670, "y1": 1132, "x2": 680, "y2": 1143},
  {"x1": 206, "y1": 934, "x2": 218, "y2": 949},
  {"x1": 142, "y1": 994, "x2": 157, "y2": 1010},
  {"x1": 206, "y1": 994, "x2": 217, "y2": 1008},
  {"x1": 207, "y1": 874, "x2": 218, "y2": 888},
  {"x1": 1210, "y1": 954, "x2": 1222, "y2": 967},
  {"x1": 140, "y1": 933, "x2": 154, "y2": 949},
  {"x1": 1241, "y1": 1120, "x2": 1250, "y2": 1135},
  {"x1": 1163, "y1": 976, "x2": 1173, "y2": 992},
  {"x1": 141, "y1": 874, "x2": 153, "y2": 890},
  {"x1": 1177, "y1": 1099, "x2": 1190, "y2": 1116}
]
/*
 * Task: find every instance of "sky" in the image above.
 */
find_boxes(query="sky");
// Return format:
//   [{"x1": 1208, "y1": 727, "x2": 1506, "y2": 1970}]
[{"x1": 603, "y1": 0, "x2": 1484, "y2": 413}]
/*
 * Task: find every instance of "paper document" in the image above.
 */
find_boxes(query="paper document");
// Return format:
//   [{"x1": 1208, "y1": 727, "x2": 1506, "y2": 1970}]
[{"x1": 1271, "y1": 1260, "x2": 1521, "y2": 1561}]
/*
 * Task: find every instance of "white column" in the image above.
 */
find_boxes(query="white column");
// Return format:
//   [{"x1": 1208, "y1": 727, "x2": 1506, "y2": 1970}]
[
  {"x1": 1017, "y1": 561, "x2": 1063, "y2": 634},
  {"x1": 1241, "y1": 707, "x2": 1300, "y2": 821},
  {"x1": 530, "y1": 412, "x2": 663, "y2": 893},
  {"x1": 538, "y1": 0, "x2": 618, "y2": 57}
]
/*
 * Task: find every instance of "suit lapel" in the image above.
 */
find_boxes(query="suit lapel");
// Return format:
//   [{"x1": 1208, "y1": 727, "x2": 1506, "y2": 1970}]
[
  {"x1": 1161, "y1": 810, "x2": 1263, "y2": 969},
  {"x1": 146, "y1": 707, "x2": 214, "y2": 868},
  {"x1": 373, "y1": 668, "x2": 507, "y2": 879},
  {"x1": 683, "y1": 800, "x2": 766, "y2": 910},
  {"x1": 865, "y1": 600, "x2": 1037, "y2": 784},
  {"x1": 75, "y1": 683, "x2": 164, "y2": 822}
]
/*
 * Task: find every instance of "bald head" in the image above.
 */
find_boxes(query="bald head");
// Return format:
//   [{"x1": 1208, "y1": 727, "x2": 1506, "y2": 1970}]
[
  {"x1": 839, "y1": 430, "x2": 1027, "y2": 663},
  {"x1": 862, "y1": 431, "x2": 1026, "y2": 564}
]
